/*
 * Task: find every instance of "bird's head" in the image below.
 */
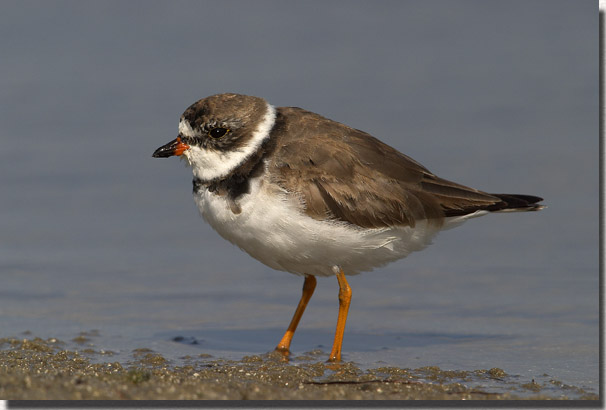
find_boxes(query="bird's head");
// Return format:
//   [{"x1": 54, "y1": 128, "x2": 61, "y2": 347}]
[{"x1": 153, "y1": 93, "x2": 275, "y2": 182}]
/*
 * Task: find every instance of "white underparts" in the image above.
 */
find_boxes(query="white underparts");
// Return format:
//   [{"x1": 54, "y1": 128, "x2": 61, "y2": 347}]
[
  {"x1": 181, "y1": 103, "x2": 277, "y2": 182},
  {"x1": 192, "y1": 170, "x2": 490, "y2": 277}
]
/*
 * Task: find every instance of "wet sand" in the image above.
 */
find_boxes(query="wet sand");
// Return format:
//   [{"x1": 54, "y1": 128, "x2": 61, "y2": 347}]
[{"x1": 0, "y1": 335, "x2": 598, "y2": 401}]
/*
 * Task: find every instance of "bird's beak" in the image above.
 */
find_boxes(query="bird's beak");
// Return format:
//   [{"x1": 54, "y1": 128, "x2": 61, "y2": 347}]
[{"x1": 152, "y1": 137, "x2": 190, "y2": 158}]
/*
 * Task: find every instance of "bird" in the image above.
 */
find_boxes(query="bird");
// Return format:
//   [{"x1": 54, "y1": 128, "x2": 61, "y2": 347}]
[{"x1": 152, "y1": 93, "x2": 544, "y2": 362}]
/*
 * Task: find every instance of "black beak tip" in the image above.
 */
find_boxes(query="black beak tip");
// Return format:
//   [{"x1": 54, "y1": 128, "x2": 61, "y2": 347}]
[{"x1": 152, "y1": 146, "x2": 171, "y2": 158}]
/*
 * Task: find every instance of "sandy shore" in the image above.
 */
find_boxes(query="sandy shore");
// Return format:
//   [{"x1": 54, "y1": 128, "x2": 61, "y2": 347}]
[{"x1": 0, "y1": 335, "x2": 597, "y2": 400}]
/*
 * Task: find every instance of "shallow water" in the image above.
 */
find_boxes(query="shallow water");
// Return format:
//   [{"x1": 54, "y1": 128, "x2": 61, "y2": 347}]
[
  {"x1": 0, "y1": 0, "x2": 598, "y2": 400},
  {"x1": 1, "y1": 202, "x2": 598, "y2": 397}
]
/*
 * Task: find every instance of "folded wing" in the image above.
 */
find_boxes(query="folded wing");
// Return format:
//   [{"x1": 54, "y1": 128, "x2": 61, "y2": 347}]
[{"x1": 271, "y1": 107, "x2": 543, "y2": 229}]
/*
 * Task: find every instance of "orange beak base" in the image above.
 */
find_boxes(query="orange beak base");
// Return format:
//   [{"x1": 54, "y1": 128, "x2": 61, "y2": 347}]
[{"x1": 152, "y1": 137, "x2": 190, "y2": 158}]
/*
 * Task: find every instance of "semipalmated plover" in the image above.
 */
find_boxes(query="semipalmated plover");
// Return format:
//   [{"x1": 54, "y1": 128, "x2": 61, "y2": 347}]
[{"x1": 153, "y1": 93, "x2": 544, "y2": 362}]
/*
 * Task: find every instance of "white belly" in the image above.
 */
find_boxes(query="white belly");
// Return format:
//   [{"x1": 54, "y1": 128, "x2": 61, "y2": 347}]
[{"x1": 193, "y1": 175, "x2": 483, "y2": 277}]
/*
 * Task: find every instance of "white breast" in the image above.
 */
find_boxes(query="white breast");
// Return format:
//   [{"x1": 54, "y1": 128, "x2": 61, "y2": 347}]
[{"x1": 192, "y1": 171, "x2": 479, "y2": 277}]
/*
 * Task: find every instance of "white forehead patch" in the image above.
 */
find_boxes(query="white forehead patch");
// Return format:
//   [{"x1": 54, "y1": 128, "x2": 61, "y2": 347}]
[
  {"x1": 179, "y1": 119, "x2": 198, "y2": 138},
  {"x1": 182, "y1": 102, "x2": 276, "y2": 182}
]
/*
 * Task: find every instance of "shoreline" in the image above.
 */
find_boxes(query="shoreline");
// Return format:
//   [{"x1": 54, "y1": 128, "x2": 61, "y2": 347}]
[{"x1": 0, "y1": 336, "x2": 598, "y2": 400}]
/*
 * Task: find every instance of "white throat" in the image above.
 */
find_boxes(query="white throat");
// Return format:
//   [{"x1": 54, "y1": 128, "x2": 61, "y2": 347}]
[{"x1": 181, "y1": 103, "x2": 276, "y2": 182}]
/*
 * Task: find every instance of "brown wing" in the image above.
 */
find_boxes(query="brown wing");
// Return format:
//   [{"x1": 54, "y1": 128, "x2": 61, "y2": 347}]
[{"x1": 269, "y1": 107, "x2": 534, "y2": 229}]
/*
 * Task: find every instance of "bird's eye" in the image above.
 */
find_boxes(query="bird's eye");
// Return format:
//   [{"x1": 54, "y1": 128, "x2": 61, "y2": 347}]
[{"x1": 208, "y1": 127, "x2": 230, "y2": 139}]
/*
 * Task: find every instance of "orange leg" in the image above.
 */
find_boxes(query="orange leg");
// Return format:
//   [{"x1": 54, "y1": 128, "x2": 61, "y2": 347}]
[
  {"x1": 328, "y1": 268, "x2": 352, "y2": 362},
  {"x1": 275, "y1": 274, "x2": 317, "y2": 354}
]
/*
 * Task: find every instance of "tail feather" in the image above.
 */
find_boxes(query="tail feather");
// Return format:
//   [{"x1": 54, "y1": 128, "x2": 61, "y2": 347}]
[
  {"x1": 442, "y1": 193, "x2": 545, "y2": 217},
  {"x1": 487, "y1": 194, "x2": 545, "y2": 212}
]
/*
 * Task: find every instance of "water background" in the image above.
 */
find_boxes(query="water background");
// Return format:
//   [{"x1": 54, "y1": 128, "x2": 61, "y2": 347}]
[{"x1": 0, "y1": 0, "x2": 598, "y2": 396}]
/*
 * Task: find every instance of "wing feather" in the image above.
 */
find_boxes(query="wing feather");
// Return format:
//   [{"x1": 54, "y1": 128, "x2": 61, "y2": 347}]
[{"x1": 269, "y1": 107, "x2": 530, "y2": 229}]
